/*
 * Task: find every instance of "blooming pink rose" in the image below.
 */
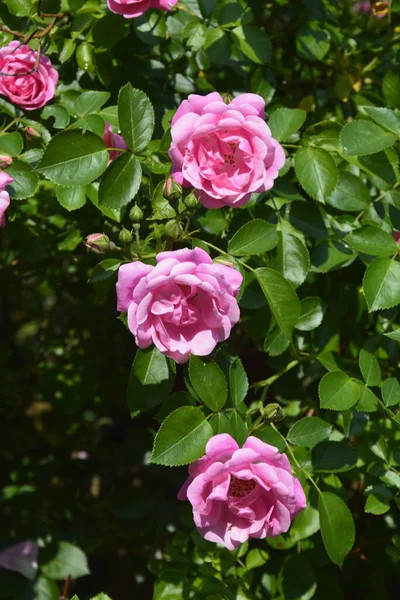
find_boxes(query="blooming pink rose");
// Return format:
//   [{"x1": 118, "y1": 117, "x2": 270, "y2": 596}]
[
  {"x1": 178, "y1": 434, "x2": 306, "y2": 550},
  {"x1": 116, "y1": 247, "x2": 242, "y2": 363},
  {"x1": 168, "y1": 92, "x2": 286, "y2": 209},
  {"x1": 0, "y1": 172, "x2": 13, "y2": 228},
  {"x1": 107, "y1": 0, "x2": 178, "y2": 18},
  {"x1": 102, "y1": 122, "x2": 128, "y2": 163},
  {"x1": 0, "y1": 541, "x2": 38, "y2": 580},
  {"x1": 0, "y1": 41, "x2": 58, "y2": 111}
]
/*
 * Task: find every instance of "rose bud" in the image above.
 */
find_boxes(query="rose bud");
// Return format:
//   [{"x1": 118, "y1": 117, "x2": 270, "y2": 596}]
[
  {"x1": 85, "y1": 233, "x2": 114, "y2": 253},
  {"x1": 163, "y1": 177, "x2": 182, "y2": 206}
]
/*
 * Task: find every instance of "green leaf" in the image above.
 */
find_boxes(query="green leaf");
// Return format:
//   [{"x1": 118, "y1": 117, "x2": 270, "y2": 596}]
[
  {"x1": 288, "y1": 505, "x2": 320, "y2": 543},
  {"x1": 76, "y1": 42, "x2": 96, "y2": 74},
  {"x1": 382, "y1": 377, "x2": 400, "y2": 407},
  {"x1": 287, "y1": 417, "x2": 332, "y2": 448},
  {"x1": 363, "y1": 106, "x2": 400, "y2": 136},
  {"x1": 37, "y1": 130, "x2": 108, "y2": 186},
  {"x1": 296, "y1": 296, "x2": 324, "y2": 331},
  {"x1": 151, "y1": 406, "x2": 213, "y2": 466},
  {"x1": 311, "y1": 240, "x2": 356, "y2": 273},
  {"x1": 204, "y1": 28, "x2": 231, "y2": 64},
  {"x1": 6, "y1": 159, "x2": 39, "y2": 199},
  {"x1": 327, "y1": 171, "x2": 371, "y2": 212},
  {"x1": 228, "y1": 219, "x2": 278, "y2": 256},
  {"x1": 295, "y1": 148, "x2": 338, "y2": 203},
  {"x1": 232, "y1": 25, "x2": 271, "y2": 64},
  {"x1": 359, "y1": 349, "x2": 381, "y2": 386},
  {"x1": 189, "y1": 356, "x2": 228, "y2": 411},
  {"x1": 264, "y1": 327, "x2": 290, "y2": 357},
  {"x1": 255, "y1": 425, "x2": 286, "y2": 452},
  {"x1": 340, "y1": 121, "x2": 397, "y2": 156},
  {"x1": 255, "y1": 267, "x2": 301, "y2": 335},
  {"x1": 71, "y1": 115, "x2": 106, "y2": 137},
  {"x1": 75, "y1": 91, "x2": 111, "y2": 117},
  {"x1": 319, "y1": 371, "x2": 360, "y2": 410},
  {"x1": 345, "y1": 225, "x2": 398, "y2": 257},
  {"x1": 229, "y1": 357, "x2": 248, "y2": 407},
  {"x1": 127, "y1": 347, "x2": 176, "y2": 416},
  {"x1": 228, "y1": 410, "x2": 248, "y2": 445},
  {"x1": 118, "y1": 84, "x2": 155, "y2": 153},
  {"x1": 88, "y1": 259, "x2": 121, "y2": 283},
  {"x1": 90, "y1": 595, "x2": 112, "y2": 600},
  {"x1": 41, "y1": 542, "x2": 90, "y2": 580},
  {"x1": 365, "y1": 485, "x2": 392, "y2": 515},
  {"x1": 56, "y1": 186, "x2": 87, "y2": 211},
  {"x1": 312, "y1": 441, "x2": 358, "y2": 473},
  {"x1": 210, "y1": 412, "x2": 232, "y2": 435},
  {"x1": 281, "y1": 555, "x2": 317, "y2": 600},
  {"x1": 318, "y1": 492, "x2": 355, "y2": 567},
  {"x1": 296, "y1": 22, "x2": 331, "y2": 61},
  {"x1": 245, "y1": 548, "x2": 269, "y2": 570},
  {"x1": 42, "y1": 104, "x2": 70, "y2": 129},
  {"x1": 363, "y1": 257, "x2": 400, "y2": 312},
  {"x1": 383, "y1": 71, "x2": 400, "y2": 108},
  {"x1": 57, "y1": 229, "x2": 82, "y2": 252},
  {"x1": 268, "y1": 108, "x2": 306, "y2": 142},
  {"x1": 385, "y1": 329, "x2": 400, "y2": 342},
  {"x1": 32, "y1": 576, "x2": 60, "y2": 600},
  {"x1": 0, "y1": 132, "x2": 23, "y2": 156},
  {"x1": 275, "y1": 231, "x2": 310, "y2": 287},
  {"x1": 98, "y1": 153, "x2": 141, "y2": 210},
  {"x1": 5, "y1": 0, "x2": 32, "y2": 16},
  {"x1": 356, "y1": 383, "x2": 380, "y2": 412}
]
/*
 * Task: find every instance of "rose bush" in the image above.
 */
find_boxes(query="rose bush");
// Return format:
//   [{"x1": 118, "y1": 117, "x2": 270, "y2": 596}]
[
  {"x1": 1, "y1": 1, "x2": 400, "y2": 599},
  {"x1": 0, "y1": 42, "x2": 58, "y2": 110},
  {"x1": 178, "y1": 434, "x2": 306, "y2": 549},
  {"x1": 169, "y1": 92, "x2": 285, "y2": 208},
  {"x1": 116, "y1": 248, "x2": 242, "y2": 363}
]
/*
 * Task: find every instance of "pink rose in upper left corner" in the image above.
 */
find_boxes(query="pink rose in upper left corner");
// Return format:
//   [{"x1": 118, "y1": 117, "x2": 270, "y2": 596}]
[
  {"x1": 102, "y1": 122, "x2": 128, "y2": 163},
  {"x1": 0, "y1": 41, "x2": 58, "y2": 111},
  {"x1": 178, "y1": 434, "x2": 306, "y2": 550},
  {"x1": 116, "y1": 247, "x2": 242, "y2": 363},
  {"x1": 0, "y1": 172, "x2": 13, "y2": 228},
  {"x1": 107, "y1": 0, "x2": 177, "y2": 19},
  {"x1": 168, "y1": 92, "x2": 286, "y2": 209},
  {"x1": 0, "y1": 540, "x2": 38, "y2": 580}
]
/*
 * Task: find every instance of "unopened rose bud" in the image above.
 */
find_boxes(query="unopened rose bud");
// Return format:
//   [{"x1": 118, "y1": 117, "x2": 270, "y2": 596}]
[
  {"x1": 85, "y1": 233, "x2": 114, "y2": 254},
  {"x1": 393, "y1": 231, "x2": 400, "y2": 245},
  {"x1": 24, "y1": 126, "x2": 40, "y2": 140},
  {"x1": 164, "y1": 219, "x2": 183, "y2": 239},
  {"x1": 163, "y1": 177, "x2": 182, "y2": 206},
  {"x1": 222, "y1": 92, "x2": 233, "y2": 105},
  {"x1": 184, "y1": 192, "x2": 199, "y2": 210},
  {"x1": 0, "y1": 155, "x2": 12, "y2": 168},
  {"x1": 129, "y1": 204, "x2": 143, "y2": 223},
  {"x1": 264, "y1": 403, "x2": 284, "y2": 423},
  {"x1": 119, "y1": 228, "x2": 133, "y2": 244}
]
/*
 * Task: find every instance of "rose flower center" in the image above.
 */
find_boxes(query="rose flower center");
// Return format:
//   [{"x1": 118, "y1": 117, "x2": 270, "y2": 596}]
[{"x1": 228, "y1": 476, "x2": 256, "y2": 498}]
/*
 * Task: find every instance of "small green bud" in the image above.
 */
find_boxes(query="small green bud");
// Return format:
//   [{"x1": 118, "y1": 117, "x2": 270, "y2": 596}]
[
  {"x1": 129, "y1": 204, "x2": 143, "y2": 223},
  {"x1": 264, "y1": 403, "x2": 285, "y2": 423},
  {"x1": 119, "y1": 228, "x2": 133, "y2": 244},
  {"x1": 164, "y1": 219, "x2": 183, "y2": 239},
  {"x1": 85, "y1": 233, "x2": 114, "y2": 254},
  {"x1": 184, "y1": 192, "x2": 199, "y2": 210},
  {"x1": 163, "y1": 177, "x2": 182, "y2": 206}
]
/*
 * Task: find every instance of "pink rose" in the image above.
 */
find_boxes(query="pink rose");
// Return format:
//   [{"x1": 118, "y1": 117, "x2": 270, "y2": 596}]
[
  {"x1": 168, "y1": 92, "x2": 285, "y2": 209},
  {"x1": 178, "y1": 434, "x2": 306, "y2": 550},
  {"x1": 107, "y1": 0, "x2": 178, "y2": 18},
  {"x1": 353, "y1": 1, "x2": 387, "y2": 17},
  {"x1": 0, "y1": 172, "x2": 13, "y2": 228},
  {"x1": 102, "y1": 122, "x2": 128, "y2": 163},
  {"x1": 0, "y1": 41, "x2": 58, "y2": 111},
  {"x1": 116, "y1": 247, "x2": 242, "y2": 363},
  {"x1": 0, "y1": 541, "x2": 38, "y2": 580}
]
